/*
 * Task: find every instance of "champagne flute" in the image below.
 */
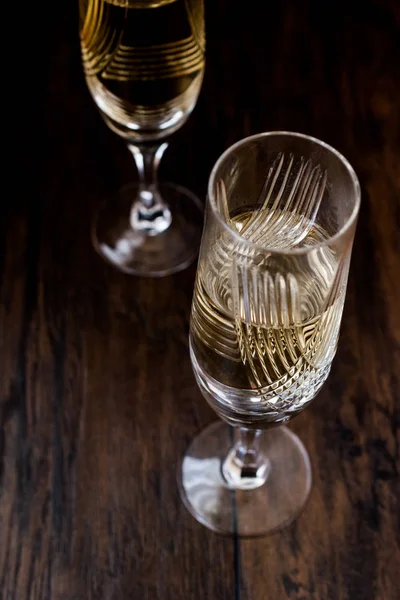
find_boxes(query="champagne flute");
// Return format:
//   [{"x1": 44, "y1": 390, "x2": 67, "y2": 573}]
[
  {"x1": 179, "y1": 131, "x2": 361, "y2": 536},
  {"x1": 79, "y1": 0, "x2": 205, "y2": 276}
]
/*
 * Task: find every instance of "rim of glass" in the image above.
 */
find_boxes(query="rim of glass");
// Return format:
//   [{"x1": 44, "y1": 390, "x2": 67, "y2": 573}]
[{"x1": 207, "y1": 131, "x2": 361, "y2": 255}]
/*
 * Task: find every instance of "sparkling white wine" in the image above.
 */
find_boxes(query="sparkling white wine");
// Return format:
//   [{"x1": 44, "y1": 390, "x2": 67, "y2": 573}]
[
  {"x1": 190, "y1": 209, "x2": 348, "y2": 426},
  {"x1": 80, "y1": 0, "x2": 205, "y2": 139}
]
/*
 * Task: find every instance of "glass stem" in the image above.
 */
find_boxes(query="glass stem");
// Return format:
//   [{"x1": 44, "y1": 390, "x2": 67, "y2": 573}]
[
  {"x1": 127, "y1": 142, "x2": 172, "y2": 234},
  {"x1": 222, "y1": 427, "x2": 270, "y2": 490}
]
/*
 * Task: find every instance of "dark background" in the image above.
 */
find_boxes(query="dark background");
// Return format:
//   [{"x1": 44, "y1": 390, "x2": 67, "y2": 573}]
[{"x1": 1, "y1": 0, "x2": 399, "y2": 598}]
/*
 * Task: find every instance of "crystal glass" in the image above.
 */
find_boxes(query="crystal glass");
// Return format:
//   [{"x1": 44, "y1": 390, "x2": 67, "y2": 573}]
[
  {"x1": 179, "y1": 131, "x2": 361, "y2": 536},
  {"x1": 79, "y1": 0, "x2": 205, "y2": 276}
]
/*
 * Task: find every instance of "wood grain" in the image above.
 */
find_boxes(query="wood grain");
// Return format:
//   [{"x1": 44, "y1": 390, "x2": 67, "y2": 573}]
[{"x1": 1, "y1": 0, "x2": 399, "y2": 599}]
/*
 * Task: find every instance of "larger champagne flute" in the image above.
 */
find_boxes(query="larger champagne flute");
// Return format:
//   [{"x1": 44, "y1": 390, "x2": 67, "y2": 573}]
[
  {"x1": 179, "y1": 131, "x2": 361, "y2": 536},
  {"x1": 79, "y1": 0, "x2": 205, "y2": 276}
]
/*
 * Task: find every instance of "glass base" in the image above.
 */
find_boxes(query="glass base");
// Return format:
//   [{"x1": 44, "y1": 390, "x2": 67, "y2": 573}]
[
  {"x1": 92, "y1": 182, "x2": 204, "y2": 277},
  {"x1": 179, "y1": 421, "x2": 312, "y2": 537}
]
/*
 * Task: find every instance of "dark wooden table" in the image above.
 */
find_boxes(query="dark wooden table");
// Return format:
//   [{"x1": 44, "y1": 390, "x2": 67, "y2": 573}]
[{"x1": 1, "y1": 1, "x2": 399, "y2": 598}]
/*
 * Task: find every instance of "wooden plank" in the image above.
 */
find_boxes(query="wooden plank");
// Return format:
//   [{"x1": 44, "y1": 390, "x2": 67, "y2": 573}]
[
  {"x1": 237, "y1": 1, "x2": 400, "y2": 599},
  {"x1": 1, "y1": 2, "x2": 236, "y2": 598}
]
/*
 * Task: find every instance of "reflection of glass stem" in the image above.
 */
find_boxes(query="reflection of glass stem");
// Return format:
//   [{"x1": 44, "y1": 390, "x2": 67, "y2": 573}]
[
  {"x1": 222, "y1": 428, "x2": 270, "y2": 490},
  {"x1": 128, "y1": 142, "x2": 172, "y2": 235}
]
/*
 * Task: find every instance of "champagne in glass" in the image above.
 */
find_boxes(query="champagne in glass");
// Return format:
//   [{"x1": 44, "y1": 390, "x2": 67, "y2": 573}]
[
  {"x1": 79, "y1": 0, "x2": 205, "y2": 276},
  {"x1": 191, "y1": 209, "x2": 346, "y2": 426},
  {"x1": 179, "y1": 132, "x2": 361, "y2": 536}
]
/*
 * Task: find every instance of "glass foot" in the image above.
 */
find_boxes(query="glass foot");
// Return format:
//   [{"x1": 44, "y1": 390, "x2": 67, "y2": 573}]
[
  {"x1": 179, "y1": 421, "x2": 312, "y2": 537},
  {"x1": 92, "y1": 182, "x2": 204, "y2": 277}
]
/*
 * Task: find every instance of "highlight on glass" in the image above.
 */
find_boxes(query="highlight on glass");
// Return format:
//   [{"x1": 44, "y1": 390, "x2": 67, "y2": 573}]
[
  {"x1": 79, "y1": 0, "x2": 205, "y2": 276},
  {"x1": 179, "y1": 131, "x2": 361, "y2": 536}
]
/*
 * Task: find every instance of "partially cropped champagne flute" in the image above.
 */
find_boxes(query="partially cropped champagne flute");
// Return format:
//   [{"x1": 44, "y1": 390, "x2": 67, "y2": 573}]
[
  {"x1": 79, "y1": 0, "x2": 205, "y2": 276},
  {"x1": 179, "y1": 131, "x2": 361, "y2": 536}
]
